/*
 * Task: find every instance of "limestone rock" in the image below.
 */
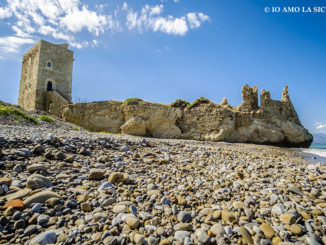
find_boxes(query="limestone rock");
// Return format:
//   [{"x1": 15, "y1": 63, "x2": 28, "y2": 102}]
[
  {"x1": 108, "y1": 172, "x2": 128, "y2": 184},
  {"x1": 0, "y1": 189, "x2": 32, "y2": 201},
  {"x1": 27, "y1": 174, "x2": 52, "y2": 190},
  {"x1": 23, "y1": 191, "x2": 61, "y2": 207},
  {"x1": 88, "y1": 169, "x2": 105, "y2": 180},
  {"x1": 121, "y1": 116, "x2": 146, "y2": 136},
  {"x1": 29, "y1": 230, "x2": 57, "y2": 245},
  {"x1": 259, "y1": 223, "x2": 275, "y2": 239},
  {"x1": 62, "y1": 85, "x2": 313, "y2": 148},
  {"x1": 220, "y1": 97, "x2": 229, "y2": 106}
]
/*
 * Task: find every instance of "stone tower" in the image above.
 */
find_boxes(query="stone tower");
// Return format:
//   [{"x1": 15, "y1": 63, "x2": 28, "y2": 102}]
[{"x1": 18, "y1": 40, "x2": 73, "y2": 117}]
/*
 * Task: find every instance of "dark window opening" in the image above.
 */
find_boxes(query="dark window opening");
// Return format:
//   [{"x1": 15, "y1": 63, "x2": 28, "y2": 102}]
[
  {"x1": 47, "y1": 81, "x2": 53, "y2": 91},
  {"x1": 47, "y1": 62, "x2": 52, "y2": 68}
]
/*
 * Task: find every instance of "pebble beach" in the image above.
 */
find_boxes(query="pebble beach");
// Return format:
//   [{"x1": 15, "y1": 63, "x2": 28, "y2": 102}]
[{"x1": 0, "y1": 118, "x2": 325, "y2": 245}]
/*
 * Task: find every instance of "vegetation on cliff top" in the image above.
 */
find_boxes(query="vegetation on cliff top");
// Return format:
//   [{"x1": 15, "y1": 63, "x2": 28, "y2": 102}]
[
  {"x1": 0, "y1": 103, "x2": 39, "y2": 124},
  {"x1": 170, "y1": 99, "x2": 190, "y2": 109},
  {"x1": 39, "y1": 115, "x2": 55, "y2": 123},
  {"x1": 124, "y1": 98, "x2": 143, "y2": 105},
  {"x1": 187, "y1": 97, "x2": 210, "y2": 109}
]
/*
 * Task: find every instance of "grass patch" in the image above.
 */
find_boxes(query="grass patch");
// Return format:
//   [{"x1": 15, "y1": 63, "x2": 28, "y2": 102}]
[
  {"x1": 124, "y1": 98, "x2": 143, "y2": 106},
  {"x1": 99, "y1": 131, "x2": 110, "y2": 134},
  {"x1": 187, "y1": 97, "x2": 210, "y2": 109},
  {"x1": 39, "y1": 115, "x2": 55, "y2": 123},
  {"x1": 99, "y1": 131, "x2": 120, "y2": 135},
  {"x1": 74, "y1": 127, "x2": 80, "y2": 131},
  {"x1": 170, "y1": 99, "x2": 190, "y2": 109},
  {"x1": 0, "y1": 104, "x2": 39, "y2": 124}
]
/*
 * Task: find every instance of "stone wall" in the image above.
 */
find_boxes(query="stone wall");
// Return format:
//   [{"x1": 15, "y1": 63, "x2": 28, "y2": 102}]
[
  {"x1": 46, "y1": 91, "x2": 70, "y2": 118},
  {"x1": 18, "y1": 43, "x2": 40, "y2": 111},
  {"x1": 62, "y1": 85, "x2": 313, "y2": 147}
]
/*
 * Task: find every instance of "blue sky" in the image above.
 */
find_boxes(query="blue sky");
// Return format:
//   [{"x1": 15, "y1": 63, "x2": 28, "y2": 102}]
[{"x1": 0, "y1": 0, "x2": 325, "y2": 134}]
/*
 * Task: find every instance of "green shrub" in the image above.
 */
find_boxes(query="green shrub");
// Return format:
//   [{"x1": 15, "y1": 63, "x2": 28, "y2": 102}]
[
  {"x1": 187, "y1": 97, "x2": 210, "y2": 109},
  {"x1": 124, "y1": 98, "x2": 143, "y2": 105},
  {"x1": 74, "y1": 127, "x2": 80, "y2": 131},
  {"x1": 39, "y1": 115, "x2": 55, "y2": 123},
  {"x1": 170, "y1": 99, "x2": 190, "y2": 109},
  {"x1": 0, "y1": 104, "x2": 39, "y2": 124}
]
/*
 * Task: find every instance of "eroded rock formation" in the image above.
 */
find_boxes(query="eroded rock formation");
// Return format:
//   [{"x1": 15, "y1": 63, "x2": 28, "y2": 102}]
[{"x1": 62, "y1": 85, "x2": 313, "y2": 147}]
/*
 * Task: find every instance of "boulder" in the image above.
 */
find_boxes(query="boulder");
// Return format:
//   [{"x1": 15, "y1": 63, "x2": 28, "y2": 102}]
[
  {"x1": 23, "y1": 191, "x2": 61, "y2": 207},
  {"x1": 121, "y1": 116, "x2": 146, "y2": 136},
  {"x1": 26, "y1": 174, "x2": 52, "y2": 190}
]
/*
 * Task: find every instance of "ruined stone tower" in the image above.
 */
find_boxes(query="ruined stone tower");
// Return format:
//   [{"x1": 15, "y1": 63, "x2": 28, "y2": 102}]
[{"x1": 18, "y1": 40, "x2": 73, "y2": 117}]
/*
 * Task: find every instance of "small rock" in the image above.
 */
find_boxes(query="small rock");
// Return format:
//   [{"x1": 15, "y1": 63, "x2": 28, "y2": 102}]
[
  {"x1": 23, "y1": 191, "x2": 61, "y2": 207},
  {"x1": 27, "y1": 174, "x2": 52, "y2": 190},
  {"x1": 4, "y1": 206, "x2": 15, "y2": 216},
  {"x1": 33, "y1": 145, "x2": 45, "y2": 155},
  {"x1": 134, "y1": 234, "x2": 145, "y2": 244},
  {"x1": 93, "y1": 212, "x2": 107, "y2": 222},
  {"x1": 27, "y1": 164, "x2": 45, "y2": 172},
  {"x1": 81, "y1": 202, "x2": 92, "y2": 212},
  {"x1": 108, "y1": 172, "x2": 128, "y2": 184},
  {"x1": 14, "y1": 219, "x2": 25, "y2": 229},
  {"x1": 2, "y1": 199, "x2": 24, "y2": 210},
  {"x1": 29, "y1": 230, "x2": 57, "y2": 245},
  {"x1": 306, "y1": 237, "x2": 322, "y2": 245},
  {"x1": 24, "y1": 225, "x2": 37, "y2": 236},
  {"x1": 280, "y1": 213, "x2": 296, "y2": 225},
  {"x1": 13, "y1": 164, "x2": 22, "y2": 172},
  {"x1": 288, "y1": 187, "x2": 304, "y2": 196},
  {"x1": 126, "y1": 217, "x2": 140, "y2": 229},
  {"x1": 98, "y1": 182, "x2": 115, "y2": 191},
  {"x1": 290, "y1": 224, "x2": 302, "y2": 235},
  {"x1": 37, "y1": 214, "x2": 50, "y2": 226},
  {"x1": 240, "y1": 227, "x2": 254, "y2": 244},
  {"x1": 222, "y1": 210, "x2": 236, "y2": 223},
  {"x1": 174, "y1": 230, "x2": 189, "y2": 242},
  {"x1": 0, "y1": 177, "x2": 11, "y2": 186},
  {"x1": 259, "y1": 223, "x2": 275, "y2": 239},
  {"x1": 210, "y1": 223, "x2": 225, "y2": 237},
  {"x1": 113, "y1": 205, "x2": 127, "y2": 214},
  {"x1": 88, "y1": 169, "x2": 105, "y2": 180},
  {"x1": 177, "y1": 211, "x2": 192, "y2": 223}
]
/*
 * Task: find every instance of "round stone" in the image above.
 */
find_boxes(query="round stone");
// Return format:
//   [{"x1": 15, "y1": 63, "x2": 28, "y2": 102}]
[
  {"x1": 113, "y1": 205, "x2": 127, "y2": 214},
  {"x1": 126, "y1": 217, "x2": 140, "y2": 229}
]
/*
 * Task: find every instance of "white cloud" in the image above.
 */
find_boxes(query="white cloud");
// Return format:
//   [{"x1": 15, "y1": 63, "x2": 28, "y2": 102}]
[
  {"x1": 153, "y1": 16, "x2": 188, "y2": 36},
  {"x1": 0, "y1": 0, "x2": 209, "y2": 58},
  {"x1": 0, "y1": 36, "x2": 35, "y2": 53},
  {"x1": 0, "y1": 0, "x2": 117, "y2": 55},
  {"x1": 0, "y1": 7, "x2": 12, "y2": 19},
  {"x1": 125, "y1": 4, "x2": 209, "y2": 36},
  {"x1": 60, "y1": 6, "x2": 108, "y2": 35},
  {"x1": 187, "y1": 12, "x2": 210, "y2": 29},
  {"x1": 315, "y1": 122, "x2": 326, "y2": 130},
  {"x1": 150, "y1": 5, "x2": 164, "y2": 16}
]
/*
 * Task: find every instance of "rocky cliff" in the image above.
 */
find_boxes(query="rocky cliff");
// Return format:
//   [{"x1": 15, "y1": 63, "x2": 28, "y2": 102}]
[{"x1": 62, "y1": 85, "x2": 313, "y2": 147}]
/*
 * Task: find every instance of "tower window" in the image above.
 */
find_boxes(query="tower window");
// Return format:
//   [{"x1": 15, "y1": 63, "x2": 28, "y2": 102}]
[
  {"x1": 47, "y1": 81, "x2": 53, "y2": 91},
  {"x1": 47, "y1": 62, "x2": 52, "y2": 68}
]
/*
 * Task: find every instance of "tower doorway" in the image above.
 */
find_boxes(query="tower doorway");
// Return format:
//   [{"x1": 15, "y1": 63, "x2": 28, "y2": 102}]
[{"x1": 47, "y1": 81, "x2": 53, "y2": 91}]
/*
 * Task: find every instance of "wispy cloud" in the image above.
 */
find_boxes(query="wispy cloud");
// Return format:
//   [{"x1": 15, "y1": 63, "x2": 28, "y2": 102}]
[
  {"x1": 0, "y1": 0, "x2": 209, "y2": 58},
  {"x1": 124, "y1": 3, "x2": 210, "y2": 36},
  {"x1": 0, "y1": 36, "x2": 35, "y2": 53},
  {"x1": 315, "y1": 122, "x2": 326, "y2": 132}
]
